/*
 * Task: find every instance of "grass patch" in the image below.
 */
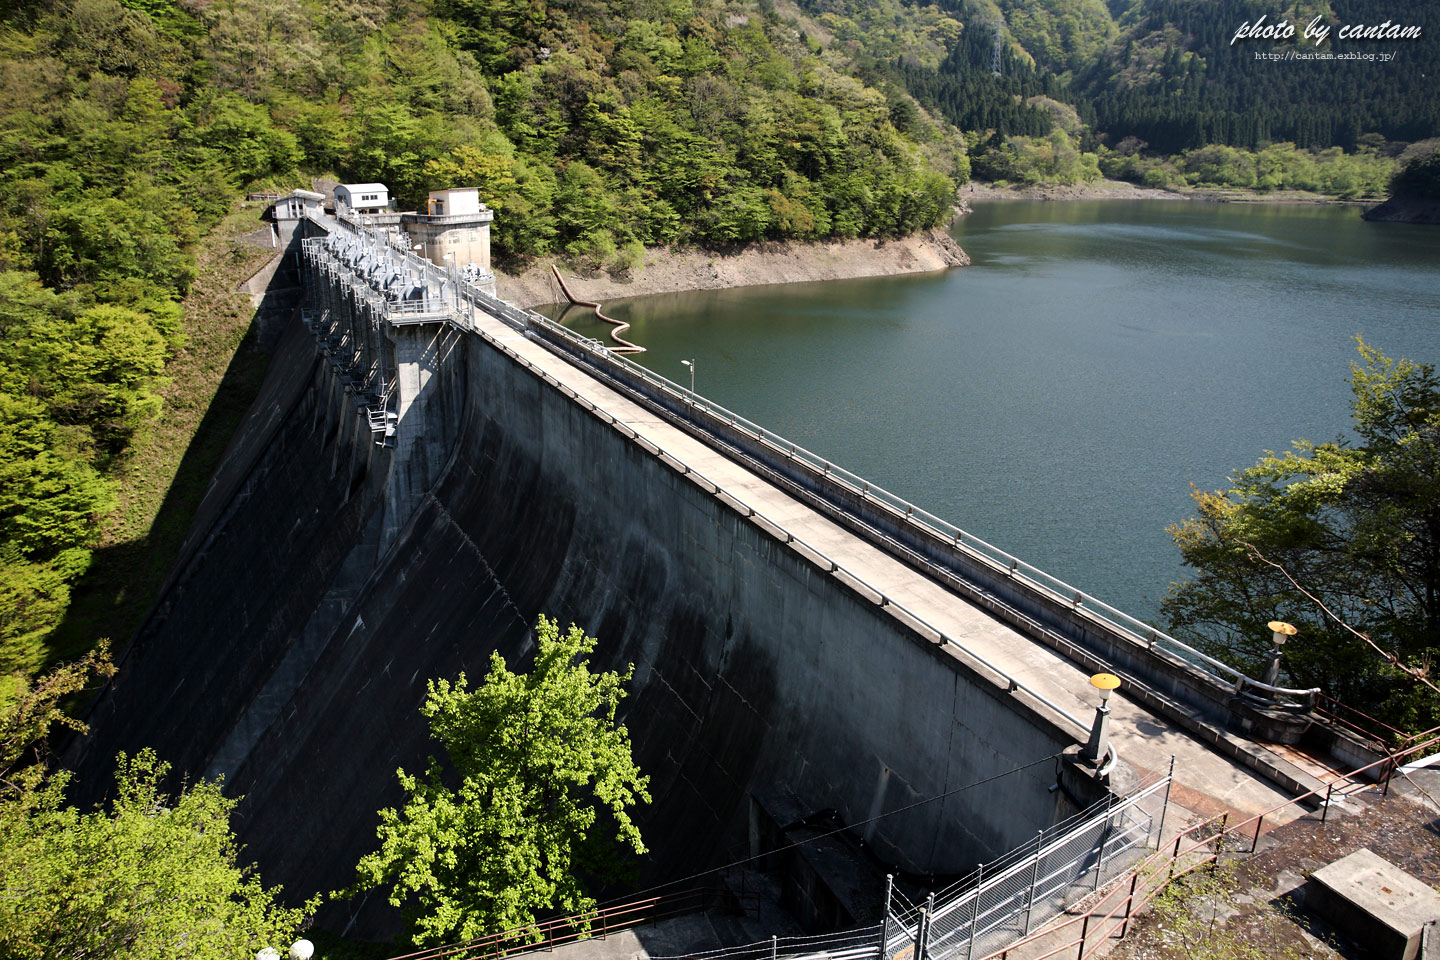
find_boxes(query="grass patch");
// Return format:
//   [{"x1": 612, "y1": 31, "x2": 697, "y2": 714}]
[{"x1": 46, "y1": 202, "x2": 279, "y2": 666}]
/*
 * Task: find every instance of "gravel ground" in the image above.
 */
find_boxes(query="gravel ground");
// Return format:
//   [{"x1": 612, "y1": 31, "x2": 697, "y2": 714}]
[{"x1": 1109, "y1": 770, "x2": 1440, "y2": 960}]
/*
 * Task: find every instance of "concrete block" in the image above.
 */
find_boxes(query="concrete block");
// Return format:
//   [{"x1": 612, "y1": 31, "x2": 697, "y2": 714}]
[{"x1": 1306, "y1": 847, "x2": 1440, "y2": 960}]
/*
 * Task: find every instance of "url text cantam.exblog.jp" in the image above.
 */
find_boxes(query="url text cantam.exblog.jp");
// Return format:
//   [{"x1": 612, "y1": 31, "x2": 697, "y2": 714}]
[{"x1": 1253, "y1": 49, "x2": 1399, "y2": 62}]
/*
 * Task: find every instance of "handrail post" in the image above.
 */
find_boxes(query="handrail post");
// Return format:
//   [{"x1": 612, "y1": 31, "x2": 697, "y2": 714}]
[
  {"x1": 1076, "y1": 914, "x2": 1090, "y2": 960},
  {"x1": 1321, "y1": 780, "x2": 1335, "y2": 823},
  {"x1": 966, "y1": 863, "x2": 984, "y2": 959},
  {"x1": 1208, "y1": 813, "x2": 1228, "y2": 868},
  {"x1": 1022, "y1": 830, "x2": 1043, "y2": 935},
  {"x1": 1156, "y1": 757, "x2": 1175, "y2": 846},
  {"x1": 1118, "y1": 871, "x2": 1140, "y2": 939},
  {"x1": 879, "y1": 875, "x2": 894, "y2": 959}
]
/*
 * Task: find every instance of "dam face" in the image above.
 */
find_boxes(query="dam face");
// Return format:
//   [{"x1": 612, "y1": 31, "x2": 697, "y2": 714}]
[{"x1": 69, "y1": 229, "x2": 1080, "y2": 935}]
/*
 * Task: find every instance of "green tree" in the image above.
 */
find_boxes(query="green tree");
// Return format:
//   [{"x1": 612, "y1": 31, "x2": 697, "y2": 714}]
[
  {"x1": 0, "y1": 749, "x2": 310, "y2": 959},
  {"x1": 347, "y1": 616, "x2": 651, "y2": 948},
  {"x1": 0, "y1": 641, "x2": 112, "y2": 785},
  {"x1": 1390, "y1": 150, "x2": 1440, "y2": 201},
  {"x1": 1163, "y1": 340, "x2": 1440, "y2": 731}
]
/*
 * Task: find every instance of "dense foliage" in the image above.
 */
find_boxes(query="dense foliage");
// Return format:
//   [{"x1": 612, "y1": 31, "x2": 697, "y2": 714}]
[
  {"x1": 0, "y1": 748, "x2": 310, "y2": 959},
  {"x1": 0, "y1": 642, "x2": 111, "y2": 790},
  {"x1": 1390, "y1": 145, "x2": 1440, "y2": 200},
  {"x1": 346, "y1": 616, "x2": 650, "y2": 947},
  {"x1": 1100, "y1": 140, "x2": 1394, "y2": 197},
  {"x1": 1080, "y1": 0, "x2": 1440, "y2": 154},
  {"x1": 1164, "y1": 341, "x2": 1440, "y2": 733},
  {"x1": 810, "y1": 0, "x2": 1435, "y2": 192},
  {"x1": 0, "y1": 0, "x2": 960, "y2": 700},
  {"x1": 0, "y1": 646, "x2": 306, "y2": 960}
]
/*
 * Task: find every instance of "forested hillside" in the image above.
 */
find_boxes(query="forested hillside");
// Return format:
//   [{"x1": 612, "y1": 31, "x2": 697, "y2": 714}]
[
  {"x1": 804, "y1": 0, "x2": 1439, "y2": 189},
  {"x1": 0, "y1": 0, "x2": 965, "y2": 702},
  {"x1": 1082, "y1": 0, "x2": 1440, "y2": 153}
]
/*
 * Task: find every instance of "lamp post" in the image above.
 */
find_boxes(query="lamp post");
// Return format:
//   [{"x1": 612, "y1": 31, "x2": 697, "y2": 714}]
[
  {"x1": 1262, "y1": 620, "x2": 1297, "y2": 687},
  {"x1": 1084, "y1": 673, "x2": 1121, "y2": 763},
  {"x1": 681, "y1": 358, "x2": 695, "y2": 399}
]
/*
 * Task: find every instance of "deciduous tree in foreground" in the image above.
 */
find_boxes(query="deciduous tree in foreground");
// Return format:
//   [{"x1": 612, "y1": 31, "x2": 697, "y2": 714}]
[
  {"x1": 1, "y1": 649, "x2": 308, "y2": 959},
  {"x1": 0, "y1": 748, "x2": 309, "y2": 959},
  {"x1": 1164, "y1": 339, "x2": 1439, "y2": 732},
  {"x1": 347, "y1": 616, "x2": 651, "y2": 947}
]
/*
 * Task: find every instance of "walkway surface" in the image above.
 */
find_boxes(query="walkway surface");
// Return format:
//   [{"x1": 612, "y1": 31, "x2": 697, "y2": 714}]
[{"x1": 469, "y1": 307, "x2": 1323, "y2": 833}]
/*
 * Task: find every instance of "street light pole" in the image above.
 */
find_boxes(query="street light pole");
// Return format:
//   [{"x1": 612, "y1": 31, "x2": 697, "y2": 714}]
[
  {"x1": 1085, "y1": 673, "x2": 1121, "y2": 763},
  {"x1": 1262, "y1": 620, "x2": 1297, "y2": 687},
  {"x1": 681, "y1": 358, "x2": 695, "y2": 399}
]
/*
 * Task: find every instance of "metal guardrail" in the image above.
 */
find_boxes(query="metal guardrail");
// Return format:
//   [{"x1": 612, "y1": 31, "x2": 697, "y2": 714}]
[
  {"x1": 305, "y1": 211, "x2": 1318, "y2": 713},
  {"x1": 384, "y1": 887, "x2": 739, "y2": 960},
  {"x1": 458, "y1": 284, "x2": 1318, "y2": 711},
  {"x1": 462, "y1": 322, "x2": 1094, "y2": 738},
  {"x1": 881, "y1": 775, "x2": 1168, "y2": 960}
]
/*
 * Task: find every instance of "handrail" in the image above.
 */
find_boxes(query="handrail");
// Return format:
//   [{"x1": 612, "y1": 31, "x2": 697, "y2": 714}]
[
  {"x1": 1314, "y1": 691, "x2": 1439, "y2": 750},
  {"x1": 467, "y1": 325, "x2": 1094, "y2": 736},
  {"x1": 305, "y1": 212, "x2": 1318, "y2": 712},
  {"x1": 925, "y1": 774, "x2": 1169, "y2": 931},
  {"x1": 385, "y1": 887, "x2": 730, "y2": 960},
  {"x1": 469, "y1": 288, "x2": 1317, "y2": 709}
]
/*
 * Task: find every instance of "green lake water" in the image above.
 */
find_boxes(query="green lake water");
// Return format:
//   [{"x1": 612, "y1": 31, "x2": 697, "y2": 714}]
[{"x1": 539, "y1": 201, "x2": 1440, "y2": 624}]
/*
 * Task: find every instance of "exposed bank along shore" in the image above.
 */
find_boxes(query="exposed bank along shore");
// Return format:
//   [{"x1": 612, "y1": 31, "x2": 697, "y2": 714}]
[
  {"x1": 495, "y1": 227, "x2": 969, "y2": 309},
  {"x1": 962, "y1": 177, "x2": 1382, "y2": 207},
  {"x1": 960, "y1": 179, "x2": 1190, "y2": 203}
]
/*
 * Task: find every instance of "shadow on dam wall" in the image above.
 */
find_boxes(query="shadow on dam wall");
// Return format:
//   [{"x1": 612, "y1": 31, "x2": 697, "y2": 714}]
[{"x1": 67, "y1": 310, "x2": 1076, "y2": 937}]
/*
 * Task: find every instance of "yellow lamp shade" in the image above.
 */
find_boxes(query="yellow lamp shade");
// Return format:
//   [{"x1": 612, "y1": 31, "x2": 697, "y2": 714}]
[{"x1": 1268, "y1": 621, "x2": 1298, "y2": 645}]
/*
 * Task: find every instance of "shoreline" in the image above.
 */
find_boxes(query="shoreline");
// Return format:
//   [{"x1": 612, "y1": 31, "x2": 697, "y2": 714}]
[
  {"x1": 495, "y1": 228, "x2": 969, "y2": 309},
  {"x1": 960, "y1": 178, "x2": 1378, "y2": 206}
]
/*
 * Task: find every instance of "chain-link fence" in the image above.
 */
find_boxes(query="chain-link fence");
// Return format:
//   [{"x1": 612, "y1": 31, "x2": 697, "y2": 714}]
[{"x1": 878, "y1": 775, "x2": 1170, "y2": 960}]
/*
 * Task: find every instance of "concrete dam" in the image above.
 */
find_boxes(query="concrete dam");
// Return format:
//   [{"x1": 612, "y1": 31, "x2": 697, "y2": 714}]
[{"x1": 67, "y1": 212, "x2": 1350, "y2": 939}]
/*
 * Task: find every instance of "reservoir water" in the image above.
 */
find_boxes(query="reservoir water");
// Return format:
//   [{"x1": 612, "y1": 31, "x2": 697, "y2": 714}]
[{"x1": 541, "y1": 201, "x2": 1440, "y2": 624}]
